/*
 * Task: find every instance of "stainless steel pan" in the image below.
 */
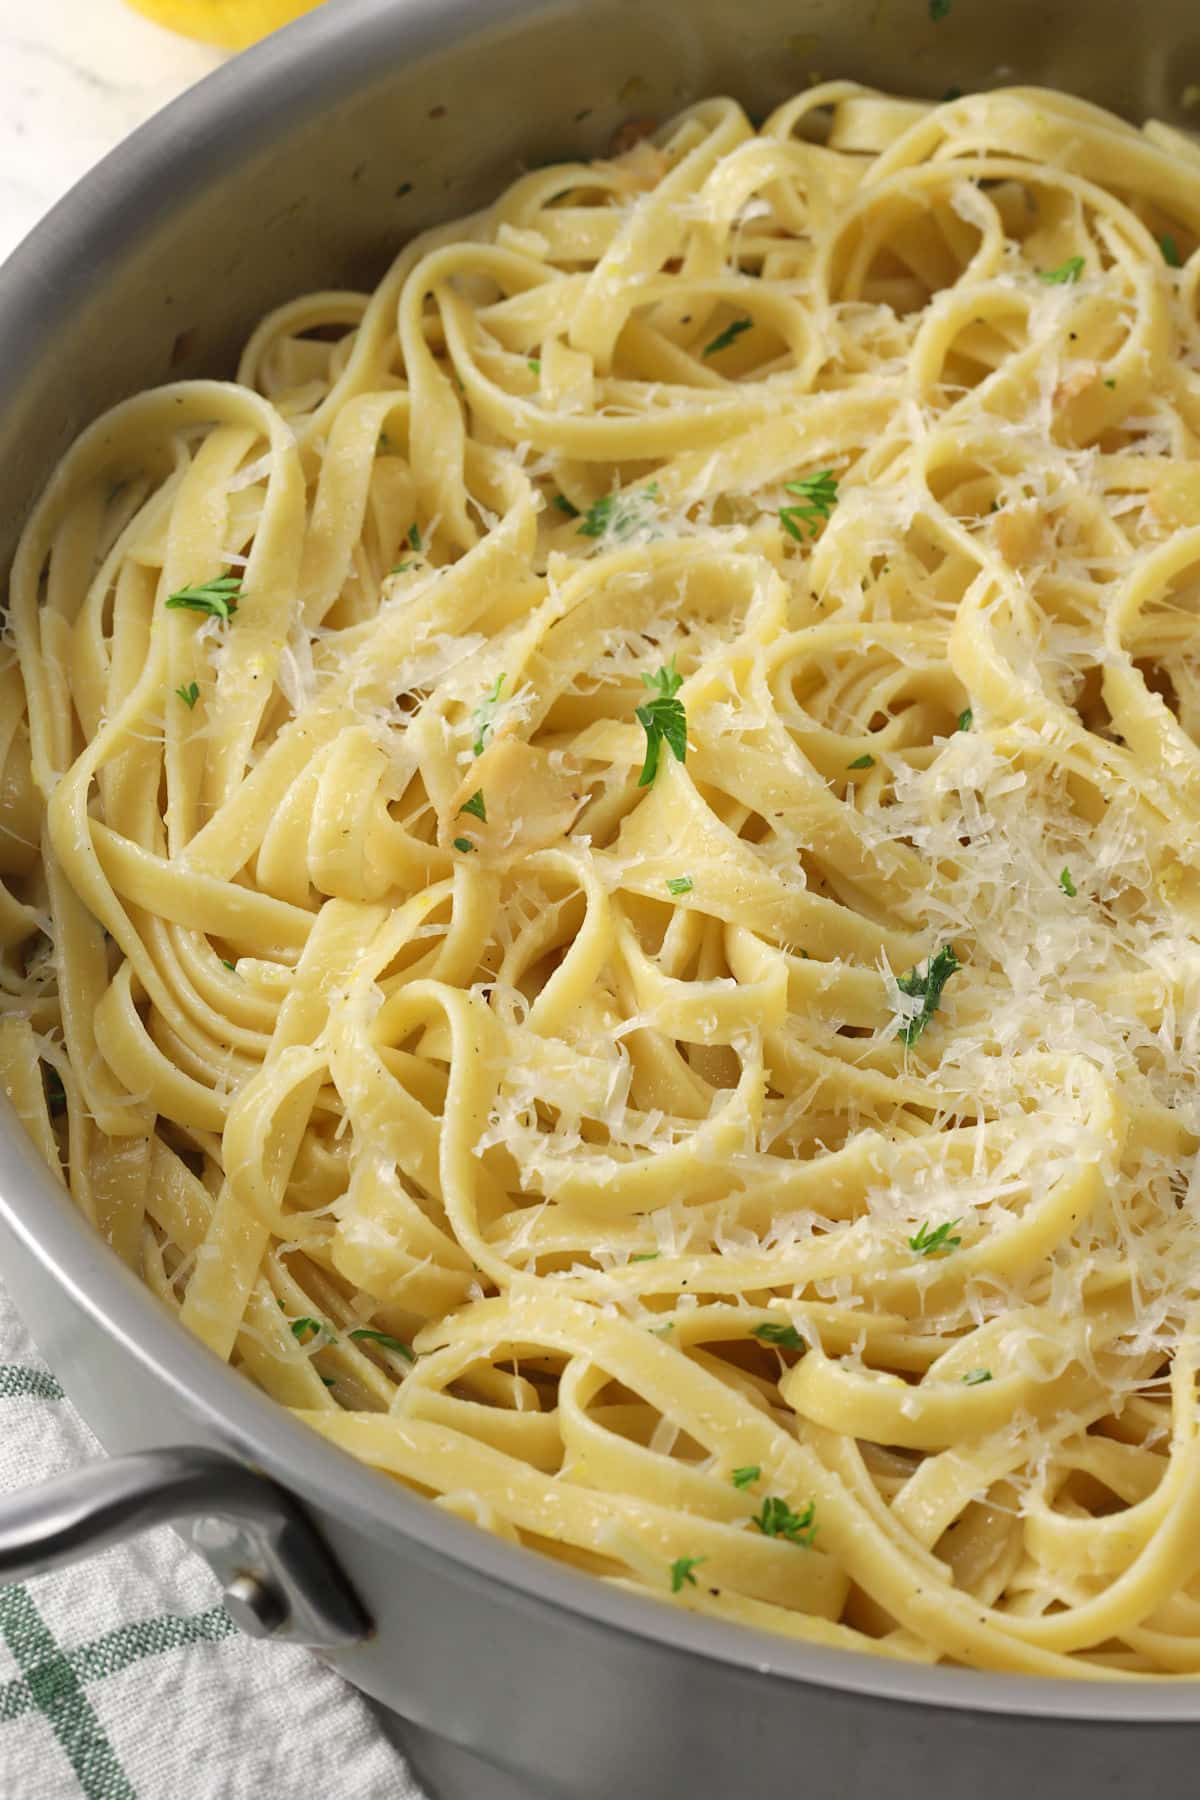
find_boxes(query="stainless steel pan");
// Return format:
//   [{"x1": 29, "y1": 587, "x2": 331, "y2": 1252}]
[{"x1": 1, "y1": 3, "x2": 1198, "y2": 1793}]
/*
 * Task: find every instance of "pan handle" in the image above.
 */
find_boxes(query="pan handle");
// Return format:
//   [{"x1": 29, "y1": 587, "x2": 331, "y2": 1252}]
[{"x1": 0, "y1": 1445, "x2": 371, "y2": 1648}]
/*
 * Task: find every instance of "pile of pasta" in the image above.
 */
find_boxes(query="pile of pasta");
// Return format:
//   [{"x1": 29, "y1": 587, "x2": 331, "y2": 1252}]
[{"x1": 5, "y1": 82, "x2": 1200, "y2": 1675}]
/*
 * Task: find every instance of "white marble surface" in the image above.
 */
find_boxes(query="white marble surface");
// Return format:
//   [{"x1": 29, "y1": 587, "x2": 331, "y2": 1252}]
[{"x1": 0, "y1": 0, "x2": 226, "y2": 264}]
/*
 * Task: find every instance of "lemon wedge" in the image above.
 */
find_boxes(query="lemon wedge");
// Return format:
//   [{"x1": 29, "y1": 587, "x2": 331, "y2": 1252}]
[{"x1": 125, "y1": 0, "x2": 327, "y2": 50}]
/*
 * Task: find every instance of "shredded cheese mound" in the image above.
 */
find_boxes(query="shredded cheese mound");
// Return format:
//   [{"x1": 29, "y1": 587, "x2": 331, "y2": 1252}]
[{"x1": 6, "y1": 82, "x2": 1200, "y2": 1676}]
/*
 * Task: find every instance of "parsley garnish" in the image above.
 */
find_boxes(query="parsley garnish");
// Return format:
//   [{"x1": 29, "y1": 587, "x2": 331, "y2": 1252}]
[
  {"x1": 408, "y1": 523, "x2": 422, "y2": 551},
  {"x1": 390, "y1": 561, "x2": 412, "y2": 574},
  {"x1": 221, "y1": 959, "x2": 237, "y2": 973},
  {"x1": 165, "y1": 573, "x2": 241, "y2": 622},
  {"x1": 643, "y1": 660, "x2": 682, "y2": 697},
  {"x1": 348, "y1": 1327, "x2": 415, "y2": 1361},
  {"x1": 1059, "y1": 867, "x2": 1077, "y2": 897},
  {"x1": 1103, "y1": 378, "x2": 1116, "y2": 389},
  {"x1": 631, "y1": 1251, "x2": 660, "y2": 1262},
  {"x1": 908, "y1": 1217, "x2": 962, "y2": 1257},
  {"x1": 291, "y1": 1316, "x2": 335, "y2": 1345},
  {"x1": 941, "y1": 85, "x2": 962, "y2": 100},
  {"x1": 669, "y1": 1555, "x2": 706, "y2": 1592},
  {"x1": 528, "y1": 357, "x2": 541, "y2": 373},
  {"x1": 460, "y1": 789, "x2": 487, "y2": 823},
  {"x1": 665, "y1": 876, "x2": 693, "y2": 895},
  {"x1": 962, "y1": 1368, "x2": 992, "y2": 1385},
  {"x1": 930, "y1": 0, "x2": 951, "y2": 17},
  {"x1": 752, "y1": 1322, "x2": 806, "y2": 1351},
  {"x1": 750, "y1": 1496, "x2": 817, "y2": 1547},
  {"x1": 453, "y1": 836, "x2": 475, "y2": 853},
  {"x1": 378, "y1": 432, "x2": 392, "y2": 452},
  {"x1": 1161, "y1": 233, "x2": 1182, "y2": 268},
  {"x1": 731, "y1": 1465, "x2": 760, "y2": 1490},
  {"x1": 636, "y1": 659, "x2": 687, "y2": 786},
  {"x1": 176, "y1": 682, "x2": 200, "y2": 709},
  {"x1": 779, "y1": 470, "x2": 839, "y2": 541},
  {"x1": 1038, "y1": 256, "x2": 1085, "y2": 285},
  {"x1": 577, "y1": 483, "x2": 659, "y2": 541},
  {"x1": 43, "y1": 1065, "x2": 66, "y2": 1117},
  {"x1": 956, "y1": 707, "x2": 973, "y2": 731},
  {"x1": 894, "y1": 944, "x2": 960, "y2": 1045},
  {"x1": 471, "y1": 674, "x2": 505, "y2": 757},
  {"x1": 702, "y1": 316, "x2": 753, "y2": 357},
  {"x1": 847, "y1": 753, "x2": 874, "y2": 769},
  {"x1": 554, "y1": 494, "x2": 580, "y2": 518}
]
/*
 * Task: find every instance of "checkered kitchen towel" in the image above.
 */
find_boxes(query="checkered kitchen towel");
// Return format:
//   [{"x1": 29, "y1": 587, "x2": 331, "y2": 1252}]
[{"x1": 0, "y1": 1278, "x2": 427, "y2": 1799}]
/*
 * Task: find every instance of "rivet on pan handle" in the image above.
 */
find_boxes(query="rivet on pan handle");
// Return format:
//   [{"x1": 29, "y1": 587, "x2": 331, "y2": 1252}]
[{"x1": 0, "y1": 1446, "x2": 371, "y2": 1649}]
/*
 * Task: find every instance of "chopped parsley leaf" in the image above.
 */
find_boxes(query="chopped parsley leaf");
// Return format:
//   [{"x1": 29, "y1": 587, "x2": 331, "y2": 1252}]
[
  {"x1": 348, "y1": 1327, "x2": 415, "y2": 1361},
  {"x1": 1038, "y1": 255, "x2": 1085, "y2": 285},
  {"x1": 1161, "y1": 233, "x2": 1182, "y2": 268},
  {"x1": 847, "y1": 753, "x2": 874, "y2": 769},
  {"x1": 553, "y1": 493, "x2": 580, "y2": 518},
  {"x1": 176, "y1": 682, "x2": 200, "y2": 709},
  {"x1": 702, "y1": 315, "x2": 753, "y2": 358},
  {"x1": 471, "y1": 674, "x2": 505, "y2": 756},
  {"x1": 1059, "y1": 867, "x2": 1077, "y2": 897},
  {"x1": 528, "y1": 357, "x2": 541, "y2": 373},
  {"x1": 957, "y1": 706, "x2": 973, "y2": 731},
  {"x1": 407, "y1": 523, "x2": 422, "y2": 551},
  {"x1": 631, "y1": 1252, "x2": 660, "y2": 1262},
  {"x1": 577, "y1": 483, "x2": 659, "y2": 541},
  {"x1": 962, "y1": 1368, "x2": 992, "y2": 1385},
  {"x1": 930, "y1": 0, "x2": 951, "y2": 17},
  {"x1": 894, "y1": 944, "x2": 960, "y2": 1045},
  {"x1": 751, "y1": 1322, "x2": 806, "y2": 1351},
  {"x1": 291, "y1": 1316, "x2": 336, "y2": 1345},
  {"x1": 750, "y1": 1495, "x2": 817, "y2": 1547},
  {"x1": 665, "y1": 876, "x2": 693, "y2": 895},
  {"x1": 390, "y1": 561, "x2": 412, "y2": 574},
  {"x1": 453, "y1": 836, "x2": 475, "y2": 853},
  {"x1": 941, "y1": 85, "x2": 962, "y2": 100},
  {"x1": 164, "y1": 573, "x2": 241, "y2": 622},
  {"x1": 669, "y1": 1555, "x2": 706, "y2": 1592},
  {"x1": 731, "y1": 1465, "x2": 760, "y2": 1490},
  {"x1": 43, "y1": 1065, "x2": 66, "y2": 1117},
  {"x1": 908, "y1": 1217, "x2": 962, "y2": 1257},
  {"x1": 460, "y1": 789, "x2": 487, "y2": 823},
  {"x1": 779, "y1": 469, "x2": 839, "y2": 541},
  {"x1": 221, "y1": 959, "x2": 237, "y2": 973},
  {"x1": 1103, "y1": 378, "x2": 1116, "y2": 389},
  {"x1": 636, "y1": 659, "x2": 687, "y2": 786},
  {"x1": 644, "y1": 661, "x2": 683, "y2": 698}
]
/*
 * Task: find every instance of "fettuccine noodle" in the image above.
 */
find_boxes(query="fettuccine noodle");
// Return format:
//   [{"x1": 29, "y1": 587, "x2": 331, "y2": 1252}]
[{"x1": 5, "y1": 83, "x2": 1200, "y2": 1675}]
